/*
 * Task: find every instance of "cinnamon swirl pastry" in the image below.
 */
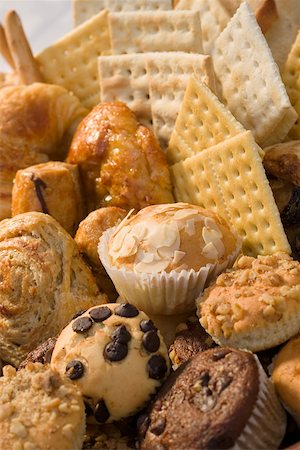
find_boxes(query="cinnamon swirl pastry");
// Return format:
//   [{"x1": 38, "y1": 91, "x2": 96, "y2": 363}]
[{"x1": 0, "y1": 212, "x2": 107, "y2": 367}]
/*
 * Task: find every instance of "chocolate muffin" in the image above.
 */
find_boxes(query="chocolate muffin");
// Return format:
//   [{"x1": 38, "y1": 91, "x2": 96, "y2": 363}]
[
  {"x1": 139, "y1": 348, "x2": 286, "y2": 450},
  {"x1": 169, "y1": 318, "x2": 216, "y2": 369},
  {"x1": 19, "y1": 336, "x2": 57, "y2": 369}
]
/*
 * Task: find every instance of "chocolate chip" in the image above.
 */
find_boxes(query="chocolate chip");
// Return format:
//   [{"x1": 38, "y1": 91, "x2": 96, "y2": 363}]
[
  {"x1": 66, "y1": 360, "x2": 85, "y2": 380},
  {"x1": 115, "y1": 303, "x2": 139, "y2": 318},
  {"x1": 147, "y1": 355, "x2": 168, "y2": 380},
  {"x1": 140, "y1": 319, "x2": 157, "y2": 333},
  {"x1": 71, "y1": 309, "x2": 87, "y2": 320},
  {"x1": 84, "y1": 401, "x2": 94, "y2": 417},
  {"x1": 72, "y1": 316, "x2": 93, "y2": 333},
  {"x1": 112, "y1": 325, "x2": 131, "y2": 344},
  {"x1": 104, "y1": 341, "x2": 128, "y2": 362},
  {"x1": 94, "y1": 399, "x2": 110, "y2": 423},
  {"x1": 89, "y1": 306, "x2": 112, "y2": 322},
  {"x1": 150, "y1": 417, "x2": 166, "y2": 436},
  {"x1": 212, "y1": 349, "x2": 231, "y2": 361},
  {"x1": 143, "y1": 331, "x2": 160, "y2": 353},
  {"x1": 199, "y1": 371, "x2": 210, "y2": 387}
]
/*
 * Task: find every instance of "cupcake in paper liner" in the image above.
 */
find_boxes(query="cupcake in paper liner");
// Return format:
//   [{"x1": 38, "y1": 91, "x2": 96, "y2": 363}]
[
  {"x1": 98, "y1": 203, "x2": 241, "y2": 315},
  {"x1": 138, "y1": 347, "x2": 286, "y2": 450},
  {"x1": 272, "y1": 336, "x2": 300, "y2": 427}
]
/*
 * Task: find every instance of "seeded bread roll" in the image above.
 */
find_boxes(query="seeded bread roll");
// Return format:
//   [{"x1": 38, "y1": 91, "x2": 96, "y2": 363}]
[
  {"x1": 0, "y1": 363, "x2": 85, "y2": 450},
  {"x1": 99, "y1": 203, "x2": 240, "y2": 314},
  {"x1": 51, "y1": 303, "x2": 170, "y2": 423},
  {"x1": 76, "y1": 207, "x2": 127, "y2": 300},
  {"x1": 139, "y1": 348, "x2": 286, "y2": 450},
  {"x1": 272, "y1": 336, "x2": 300, "y2": 426},
  {"x1": 0, "y1": 212, "x2": 107, "y2": 367},
  {"x1": 12, "y1": 162, "x2": 85, "y2": 236},
  {"x1": 198, "y1": 253, "x2": 300, "y2": 352}
]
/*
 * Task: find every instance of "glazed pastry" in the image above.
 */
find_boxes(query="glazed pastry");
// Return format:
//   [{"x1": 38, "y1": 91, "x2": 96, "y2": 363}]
[
  {"x1": 76, "y1": 207, "x2": 127, "y2": 299},
  {"x1": 67, "y1": 101, "x2": 174, "y2": 212},
  {"x1": 0, "y1": 82, "x2": 87, "y2": 220},
  {"x1": 19, "y1": 336, "x2": 57, "y2": 369},
  {"x1": 0, "y1": 212, "x2": 107, "y2": 367},
  {"x1": 169, "y1": 317, "x2": 216, "y2": 370},
  {"x1": 139, "y1": 348, "x2": 286, "y2": 450},
  {"x1": 51, "y1": 303, "x2": 170, "y2": 423},
  {"x1": 99, "y1": 203, "x2": 240, "y2": 314},
  {"x1": 198, "y1": 253, "x2": 300, "y2": 352},
  {"x1": 0, "y1": 363, "x2": 85, "y2": 450},
  {"x1": 12, "y1": 161, "x2": 85, "y2": 236},
  {"x1": 272, "y1": 336, "x2": 300, "y2": 426}
]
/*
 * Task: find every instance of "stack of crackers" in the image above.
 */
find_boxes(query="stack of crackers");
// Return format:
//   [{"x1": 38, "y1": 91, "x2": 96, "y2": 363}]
[{"x1": 33, "y1": 0, "x2": 300, "y2": 257}]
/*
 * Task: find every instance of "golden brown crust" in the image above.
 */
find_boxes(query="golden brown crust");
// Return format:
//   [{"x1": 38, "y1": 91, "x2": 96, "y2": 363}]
[
  {"x1": 0, "y1": 363, "x2": 85, "y2": 450},
  {"x1": 67, "y1": 101, "x2": 174, "y2": 212},
  {"x1": 198, "y1": 253, "x2": 300, "y2": 351},
  {"x1": 0, "y1": 212, "x2": 107, "y2": 367},
  {"x1": 12, "y1": 161, "x2": 85, "y2": 236},
  {"x1": 263, "y1": 141, "x2": 300, "y2": 186}
]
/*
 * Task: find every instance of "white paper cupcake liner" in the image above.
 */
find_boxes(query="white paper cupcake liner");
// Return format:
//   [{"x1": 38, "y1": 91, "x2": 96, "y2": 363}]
[
  {"x1": 231, "y1": 355, "x2": 286, "y2": 450},
  {"x1": 98, "y1": 226, "x2": 240, "y2": 315}
]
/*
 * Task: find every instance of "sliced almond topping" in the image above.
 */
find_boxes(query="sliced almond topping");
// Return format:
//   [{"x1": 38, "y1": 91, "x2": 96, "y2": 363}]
[
  {"x1": 185, "y1": 218, "x2": 196, "y2": 236},
  {"x1": 134, "y1": 258, "x2": 169, "y2": 274},
  {"x1": 110, "y1": 225, "x2": 132, "y2": 253},
  {"x1": 202, "y1": 242, "x2": 219, "y2": 260},
  {"x1": 173, "y1": 208, "x2": 199, "y2": 221},
  {"x1": 173, "y1": 250, "x2": 186, "y2": 265}
]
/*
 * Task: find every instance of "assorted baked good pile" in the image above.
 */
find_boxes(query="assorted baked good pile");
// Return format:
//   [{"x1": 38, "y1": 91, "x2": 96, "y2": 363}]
[{"x1": 0, "y1": 0, "x2": 300, "y2": 449}]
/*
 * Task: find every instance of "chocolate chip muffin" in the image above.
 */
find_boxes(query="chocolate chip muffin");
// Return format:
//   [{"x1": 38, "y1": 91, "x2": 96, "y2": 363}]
[
  {"x1": 51, "y1": 303, "x2": 170, "y2": 424},
  {"x1": 139, "y1": 348, "x2": 286, "y2": 450}
]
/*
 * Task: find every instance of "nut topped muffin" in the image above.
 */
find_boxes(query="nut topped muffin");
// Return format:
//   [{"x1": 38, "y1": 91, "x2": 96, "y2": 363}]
[
  {"x1": 99, "y1": 203, "x2": 240, "y2": 314},
  {"x1": 198, "y1": 253, "x2": 300, "y2": 351},
  {"x1": 51, "y1": 303, "x2": 170, "y2": 423}
]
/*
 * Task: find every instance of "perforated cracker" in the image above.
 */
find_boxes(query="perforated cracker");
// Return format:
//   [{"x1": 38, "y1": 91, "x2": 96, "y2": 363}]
[
  {"x1": 147, "y1": 53, "x2": 216, "y2": 148},
  {"x1": 212, "y1": 2, "x2": 297, "y2": 147},
  {"x1": 36, "y1": 10, "x2": 110, "y2": 109},
  {"x1": 175, "y1": 0, "x2": 230, "y2": 54},
  {"x1": 171, "y1": 131, "x2": 290, "y2": 256},
  {"x1": 167, "y1": 75, "x2": 244, "y2": 164},
  {"x1": 282, "y1": 31, "x2": 300, "y2": 140},
  {"x1": 98, "y1": 53, "x2": 152, "y2": 128},
  {"x1": 108, "y1": 10, "x2": 203, "y2": 55},
  {"x1": 73, "y1": 0, "x2": 173, "y2": 27}
]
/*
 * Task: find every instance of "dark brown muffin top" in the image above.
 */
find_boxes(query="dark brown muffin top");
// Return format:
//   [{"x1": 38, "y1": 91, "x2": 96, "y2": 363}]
[
  {"x1": 139, "y1": 347, "x2": 259, "y2": 450},
  {"x1": 169, "y1": 320, "x2": 216, "y2": 368}
]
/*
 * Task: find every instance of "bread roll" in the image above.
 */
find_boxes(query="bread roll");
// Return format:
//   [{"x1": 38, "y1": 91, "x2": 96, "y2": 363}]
[
  {"x1": 12, "y1": 161, "x2": 85, "y2": 236},
  {"x1": 0, "y1": 82, "x2": 87, "y2": 221},
  {"x1": 67, "y1": 102, "x2": 174, "y2": 212},
  {"x1": 0, "y1": 212, "x2": 107, "y2": 367}
]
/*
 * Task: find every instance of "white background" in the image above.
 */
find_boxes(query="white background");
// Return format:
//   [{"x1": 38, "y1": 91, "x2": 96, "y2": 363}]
[{"x1": 0, "y1": 0, "x2": 72, "y2": 72}]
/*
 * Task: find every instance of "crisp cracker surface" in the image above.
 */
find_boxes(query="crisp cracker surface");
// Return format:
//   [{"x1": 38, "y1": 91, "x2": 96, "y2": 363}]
[
  {"x1": 36, "y1": 10, "x2": 110, "y2": 109},
  {"x1": 167, "y1": 76, "x2": 244, "y2": 164},
  {"x1": 171, "y1": 131, "x2": 290, "y2": 256},
  {"x1": 212, "y1": 2, "x2": 296, "y2": 146},
  {"x1": 73, "y1": 0, "x2": 173, "y2": 27},
  {"x1": 175, "y1": 0, "x2": 230, "y2": 53},
  {"x1": 282, "y1": 31, "x2": 300, "y2": 140},
  {"x1": 108, "y1": 10, "x2": 203, "y2": 54}
]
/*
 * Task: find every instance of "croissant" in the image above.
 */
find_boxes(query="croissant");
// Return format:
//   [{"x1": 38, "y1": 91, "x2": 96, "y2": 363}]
[
  {"x1": 0, "y1": 212, "x2": 107, "y2": 367},
  {"x1": 67, "y1": 102, "x2": 174, "y2": 212},
  {"x1": 12, "y1": 161, "x2": 85, "y2": 236},
  {"x1": 0, "y1": 82, "x2": 87, "y2": 221}
]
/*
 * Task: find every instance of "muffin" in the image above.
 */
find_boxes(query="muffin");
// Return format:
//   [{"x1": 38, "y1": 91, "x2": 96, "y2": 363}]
[
  {"x1": 198, "y1": 253, "x2": 300, "y2": 351},
  {"x1": 75, "y1": 207, "x2": 127, "y2": 300},
  {"x1": 169, "y1": 317, "x2": 216, "y2": 370},
  {"x1": 272, "y1": 336, "x2": 300, "y2": 426},
  {"x1": 51, "y1": 303, "x2": 170, "y2": 423},
  {"x1": 99, "y1": 203, "x2": 240, "y2": 315},
  {"x1": 0, "y1": 363, "x2": 85, "y2": 450},
  {"x1": 139, "y1": 348, "x2": 286, "y2": 450}
]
